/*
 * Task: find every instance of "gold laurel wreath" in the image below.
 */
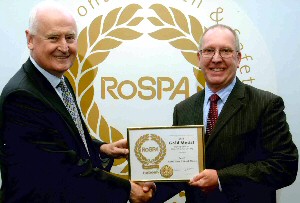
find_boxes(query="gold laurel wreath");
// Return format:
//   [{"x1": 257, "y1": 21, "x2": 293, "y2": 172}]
[
  {"x1": 65, "y1": 4, "x2": 144, "y2": 179},
  {"x1": 134, "y1": 134, "x2": 166, "y2": 169},
  {"x1": 134, "y1": 134, "x2": 150, "y2": 164},
  {"x1": 150, "y1": 134, "x2": 166, "y2": 165},
  {"x1": 65, "y1": 3, "x2": 206, "y2": 180},
  {"x1": 148, "y1": 4, "x2": 206, "y2": 91}
]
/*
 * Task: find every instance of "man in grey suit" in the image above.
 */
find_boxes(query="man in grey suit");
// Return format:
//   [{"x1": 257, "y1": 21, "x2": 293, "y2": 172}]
[
  {"x1": 0, "y1": 1, "x2": 154, "y2": 202},
  {"x1": 152, "y1": 24, "x2": 298, "y2": 203}
]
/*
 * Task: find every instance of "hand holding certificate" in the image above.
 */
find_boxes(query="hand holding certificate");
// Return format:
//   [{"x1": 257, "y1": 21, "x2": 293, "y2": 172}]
[{"x1": 127, "y1": 125, "x2": 205, "y2": 182}]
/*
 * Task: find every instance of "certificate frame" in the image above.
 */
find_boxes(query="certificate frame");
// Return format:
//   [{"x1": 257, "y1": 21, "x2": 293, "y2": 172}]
[{"x1": 127, "y1": 125, "x2": 205, "y2": 182}]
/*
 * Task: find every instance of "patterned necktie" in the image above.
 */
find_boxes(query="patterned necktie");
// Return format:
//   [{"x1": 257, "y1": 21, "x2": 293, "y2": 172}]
[
  {"x1": 58, "y1": 78, "x2": 89, "y2": 154},
  {"x1": 206, "y1": 94, "x2": 220, "y2": 141}
]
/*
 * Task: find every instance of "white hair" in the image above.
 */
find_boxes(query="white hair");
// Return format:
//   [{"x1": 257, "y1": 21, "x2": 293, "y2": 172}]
[{"x1": 28, "y1": 0, "x2": 74, "y2": 35}]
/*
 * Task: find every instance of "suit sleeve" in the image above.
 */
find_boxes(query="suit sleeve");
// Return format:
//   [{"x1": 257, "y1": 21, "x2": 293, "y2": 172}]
[
  {"x1": 150, "y1": 182, "x2": 187, "y2": 203},
  {"x1": 0, "y1": 91, "x2": 130, "y2": 202},
  {"x1": 218, "y1": 96, "x2": 298, "y2": 190}
]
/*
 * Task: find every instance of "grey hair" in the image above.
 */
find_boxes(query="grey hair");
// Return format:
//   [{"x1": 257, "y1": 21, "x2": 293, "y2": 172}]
[
  {"x1": 198, "y1": 24, "x2": 240, "y2": 51},
  {"x1": 28, "y1": 0, "x2": 74, "y2": 35}
]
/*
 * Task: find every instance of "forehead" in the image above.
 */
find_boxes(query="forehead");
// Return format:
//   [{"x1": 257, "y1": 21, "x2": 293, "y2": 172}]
[
  {"x1": 202, "y1": 27, "x2": 235, "y2": 48},
  {"x1": 36, "y1": 7, "x2": 77, "y2": 35}
]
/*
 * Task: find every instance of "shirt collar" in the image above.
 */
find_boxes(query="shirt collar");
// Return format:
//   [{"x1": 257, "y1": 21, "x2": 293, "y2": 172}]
[
  {"x1": 204, "y1": 77, "x2": 237, "y2": 104},
  {"x1": 30, "y1": 56, "x2": 62, "y2": 88}
]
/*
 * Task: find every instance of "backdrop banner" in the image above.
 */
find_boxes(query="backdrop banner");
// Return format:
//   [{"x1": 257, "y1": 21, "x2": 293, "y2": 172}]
[{"x1": 0, "y1": 0, "x2": 299, "y2": 202}]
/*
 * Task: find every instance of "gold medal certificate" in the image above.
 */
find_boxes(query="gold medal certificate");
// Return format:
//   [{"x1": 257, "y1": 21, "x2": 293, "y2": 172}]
[{"x1": 127, "y1": 125, "x2": 205, "y2": 182}]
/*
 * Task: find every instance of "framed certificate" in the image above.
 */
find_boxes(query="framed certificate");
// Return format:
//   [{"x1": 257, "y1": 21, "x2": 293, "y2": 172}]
[{"x1": 127, "y1": 125, "x2": 205, "y2": 182}]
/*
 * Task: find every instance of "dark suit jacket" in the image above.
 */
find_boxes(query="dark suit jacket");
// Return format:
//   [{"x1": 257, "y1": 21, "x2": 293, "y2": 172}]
[
  {"x1": 152, "y1": 78, "x2": 298, "y2": 203},
  {"x1": 0, "y1": 59, "x2": 130, "y2": 202}
]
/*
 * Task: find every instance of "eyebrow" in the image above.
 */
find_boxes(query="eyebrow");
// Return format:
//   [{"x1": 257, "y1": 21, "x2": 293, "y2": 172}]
[
  {"x1": 66, "y1": 33, "x2": 76, "y2": 37},
  {"x1": 203, "y1": 47, "x2": 234, "y2": 50},
  {"x1": 45, "y1": 32, "x2": 76, "y2": 37}
]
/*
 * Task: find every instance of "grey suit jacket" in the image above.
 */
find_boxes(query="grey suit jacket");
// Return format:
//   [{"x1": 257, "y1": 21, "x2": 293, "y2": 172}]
[{"x1": 153, "y1": 78, "x2": 298, "y2": 203}]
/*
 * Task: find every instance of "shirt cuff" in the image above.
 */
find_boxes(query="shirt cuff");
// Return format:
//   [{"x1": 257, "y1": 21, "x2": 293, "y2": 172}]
[{"x1": 218, "y1": 178, "x2": 222, "y2": 191}]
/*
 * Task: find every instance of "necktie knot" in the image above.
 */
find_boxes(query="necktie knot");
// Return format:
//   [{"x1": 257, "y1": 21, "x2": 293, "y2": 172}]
[
  {"x1": 58, "y1": 78, "x2": 67, "y2": 90},
  {"x1": 210, "y1": 94, "x2": 220, "y2": 102}
]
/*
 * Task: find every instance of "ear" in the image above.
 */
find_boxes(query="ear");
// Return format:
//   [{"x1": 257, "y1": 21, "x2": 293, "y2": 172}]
[
  {"x1": 197, "y1": 51, "x2": 201, "y2": 60},
  {"x1": 25, "y1": 30, "x2": 34, "y2": 50},
  {"x1": 197, "y1": 51, "x2": 202, "y2": 70},
  {"x1": 236, "y1": 51, "x2": 242, "y2": 67}
]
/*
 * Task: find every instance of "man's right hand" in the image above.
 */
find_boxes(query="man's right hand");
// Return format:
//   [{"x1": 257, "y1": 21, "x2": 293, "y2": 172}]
[{"x1": 129, "y1": 181, "x2": 155, "y2": 203}]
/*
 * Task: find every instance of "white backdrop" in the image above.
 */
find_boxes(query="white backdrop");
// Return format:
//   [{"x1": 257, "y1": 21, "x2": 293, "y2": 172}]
[{"x1": 0, "y1": 0, "x2": 299, "y2": 202}]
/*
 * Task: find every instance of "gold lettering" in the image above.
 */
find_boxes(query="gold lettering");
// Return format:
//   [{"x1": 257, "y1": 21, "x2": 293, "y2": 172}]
[
  {"x1": 170, "y1": 77, "x2": 189, "y2": 99},
  {"x1": 157, "y1": 77, "x2": 174, "y2": 100},
  {"x1": 142, "y1": 147, "x2": 159, "y2": 152},
  {"x1": 240, "y1": 43, "x2": 244, "y2": 51},
  {"x1": 78, "y1": 0, "x2": 107, "y2": 17},
  {"x1": 138, "y1": 77, "x2": 156, "y2": 100},
  {"x1": 118, "y1": 80, "x2": 137, "y2": 100},
  {"x1": 101, "y1": 76, "x2": 190, "y2": 100},
  {"x1": 88, "y1": 0, "x2": 100, "y2": 9},
  {"x1": 242, "y1": 77, "x2": 255, "y2": 84},
  {"x1": 184, "y1": 0, "x2": 203, "y2": 9},
  {"x1": 78, "y1": 6, "x2": 88, "y2": 16},
  {"x1": 101, "y1": 77, "x2": 118, "y2": 99},
  {"x1": 240, "y1": 65, "x2": 251, "y2": 74},
  {"x1": 242, "y1": 54, "x2": 253, "y2": 61}
]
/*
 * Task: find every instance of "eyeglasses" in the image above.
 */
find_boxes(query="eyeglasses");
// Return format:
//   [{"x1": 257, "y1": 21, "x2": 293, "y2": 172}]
[{"x1": 199, "y1": 48, "x2": 238, "y2": 59}]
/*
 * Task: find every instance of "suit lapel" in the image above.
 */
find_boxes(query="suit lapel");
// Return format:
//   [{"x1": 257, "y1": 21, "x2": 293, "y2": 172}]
[
  {"x1": 23, "y1": 59, "x2": 82, "y2": 144},
  {"x1": 206, "y1": 79, "x2": 246, "y2": 147},
  {"x1": 194, "y1": 91, "x2": 205, "y2": 125}
]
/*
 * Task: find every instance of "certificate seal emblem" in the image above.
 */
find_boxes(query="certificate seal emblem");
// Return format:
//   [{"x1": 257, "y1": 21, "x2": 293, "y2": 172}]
[
  {"x1": 160, "y1": 165, "x2": 173, "y2": 178},
  {"x1": 134, "y1": 134, "x2": 166, "y2": 169}
]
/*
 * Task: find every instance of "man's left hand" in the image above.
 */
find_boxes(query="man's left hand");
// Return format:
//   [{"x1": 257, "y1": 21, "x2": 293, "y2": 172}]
[
  {"x1": 100, "y1": 139, "x2": 129, "y2": 158},
  {"x1": 189, "y1": 169, "x2": 219, "y2": 193}
]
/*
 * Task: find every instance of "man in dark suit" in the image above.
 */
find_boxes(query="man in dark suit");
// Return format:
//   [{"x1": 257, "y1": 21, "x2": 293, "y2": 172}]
[
  {"x1": 152, "y1": 24, "x2": 298, "y2": 203},
  {"x1": 0, "y1": 1, "x2": 154, "y2": 202}
]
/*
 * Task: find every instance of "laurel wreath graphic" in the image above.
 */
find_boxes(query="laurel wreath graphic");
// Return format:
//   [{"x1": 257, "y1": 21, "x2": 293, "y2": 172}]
[
  {"x1": 148, "y1": 4, "x2": 206, "y2": 90},
  {"x1": 65, "y1": 4, "x2": 144, "y2": 179},
  {"x1": 65, "y1": 3, "x2": 205, "y2": 179},
  {"x1": 134, "y1": 134, "x2": 166, "y2": 169}
]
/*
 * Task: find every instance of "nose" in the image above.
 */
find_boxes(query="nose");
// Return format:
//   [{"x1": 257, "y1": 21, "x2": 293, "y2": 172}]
[
  {"x1": 211, "y1": 50, "x2": 222, "y2": 62},
  {"x1": 57, "y1": 39, "x2": 69, "y2": 53}
]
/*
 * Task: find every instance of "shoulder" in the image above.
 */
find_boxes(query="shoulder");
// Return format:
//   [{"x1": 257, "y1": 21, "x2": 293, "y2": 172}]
[
  {"x1": 238, "y1": 83, "x2": 286, "y2": 112},
  {"x1": 1, "y1": 69, "x2": 33, "y2": 100},
  {"x1": 243, "y1": 83, "x2": 280, "y2": 101},
  {"x1": 175, "y1": 91, "x2": 203, "y2": 109},
  {"x1": 0, "y1": 63, "x2": 43, "y2": 110},
  {"x1": 232, "y1": 78, "x2": 280, "y2": 103}
]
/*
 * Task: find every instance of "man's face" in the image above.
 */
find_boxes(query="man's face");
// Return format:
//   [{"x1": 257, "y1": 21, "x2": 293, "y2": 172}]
[
  {"x1": 198, "y1": 27, "x2": 241, "y2": 92},
  {"x1": 26, "y1": 8, "x2": 78, "y2": 78}
]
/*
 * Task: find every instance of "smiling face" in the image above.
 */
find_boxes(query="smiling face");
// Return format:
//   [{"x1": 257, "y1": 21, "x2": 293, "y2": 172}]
[
  {"x1": 26, "y1": 7, "x2": 78, "y2": 78},
  {"x1": 198, "y1": 27, "x2": 241, "y2": 92}
]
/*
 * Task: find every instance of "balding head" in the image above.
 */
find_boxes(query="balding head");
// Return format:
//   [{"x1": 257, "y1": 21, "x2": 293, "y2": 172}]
[
  {"x1": 28, "y1": 0, "x2": 77, "y2": 35},
  {"x1": 199, "y1": 24, "x2": 240, "y2": 52}
]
